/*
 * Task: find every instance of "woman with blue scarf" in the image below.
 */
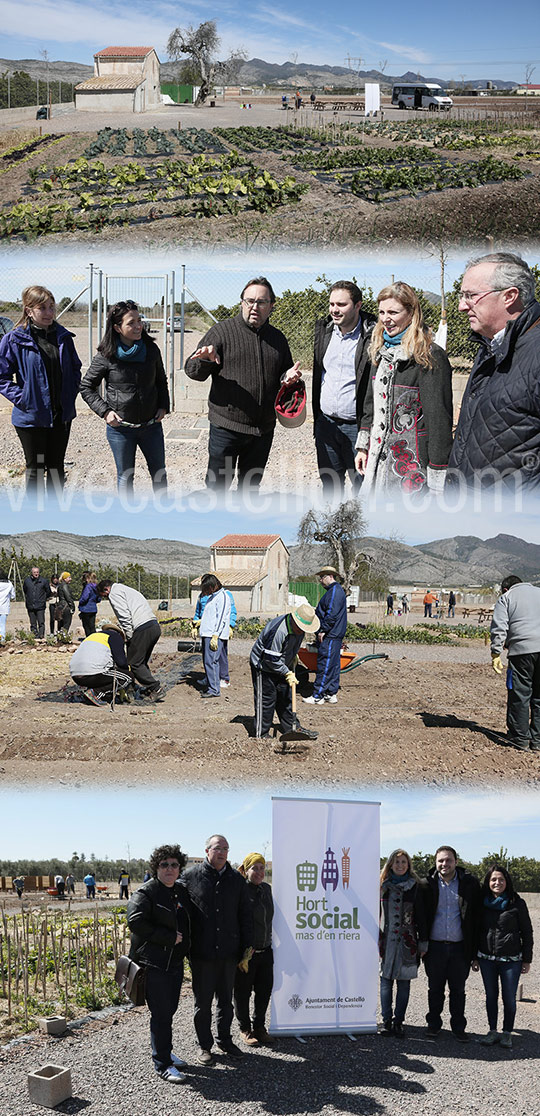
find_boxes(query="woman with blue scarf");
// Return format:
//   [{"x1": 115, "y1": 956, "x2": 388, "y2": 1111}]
[
  {"x1": 81, "y1": 300, "x2": 169, "y2": 496},
  {"x1": 355, "y1": 282, "x2": 453, "y2": 496},
  {"x1": 472, "y1": 864, "x2": 533, "y2": 1050},
  {"x1": 379, "y1": 848, "x2": 428, "y2": 1036}
]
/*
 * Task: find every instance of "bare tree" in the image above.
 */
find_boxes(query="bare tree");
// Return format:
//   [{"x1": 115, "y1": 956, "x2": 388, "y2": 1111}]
[
  {"x1": 297, "y1": 500, "x2": 373, "y2": 594},
  {"x1": 167, "y1": 21, "x2": 246, "y2": 106}
]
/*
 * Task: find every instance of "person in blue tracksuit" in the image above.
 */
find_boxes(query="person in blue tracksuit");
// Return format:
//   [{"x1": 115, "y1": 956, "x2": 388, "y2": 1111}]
[
  {"x1": 303, "y1": 566, "x2": 348, "y2": 705},
  {"x1": 193, "y1": 578, "x2": 237, "y2": 687}
]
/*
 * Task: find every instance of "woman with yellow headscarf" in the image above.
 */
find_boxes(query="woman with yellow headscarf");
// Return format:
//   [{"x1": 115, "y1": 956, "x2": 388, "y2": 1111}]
[{"x1": 234, "y1": 853, "x2": 274, "y2": 1045}]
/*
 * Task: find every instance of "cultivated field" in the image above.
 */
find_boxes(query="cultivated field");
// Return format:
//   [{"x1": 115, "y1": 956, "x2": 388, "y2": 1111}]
[{"x1": 1, "y1": 103, "x2": 540, "y2": 247}]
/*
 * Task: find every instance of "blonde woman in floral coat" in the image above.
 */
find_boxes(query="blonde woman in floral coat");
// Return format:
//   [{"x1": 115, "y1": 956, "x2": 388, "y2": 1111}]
[
  {"x1": 355, "y1": 282, "x2": 453, "y2": 496},
  {"x1": 379, "y1": 848, "x2": 428, "y2": 1035}
]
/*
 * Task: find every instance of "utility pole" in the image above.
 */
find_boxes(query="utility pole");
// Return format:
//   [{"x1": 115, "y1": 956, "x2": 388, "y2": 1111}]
[
  {"x1": 345, "y1": 55, "x2": 363, "y2": 95},
  {"x1": 40, "y1": 49, "x2": 50, "y2": 115}
]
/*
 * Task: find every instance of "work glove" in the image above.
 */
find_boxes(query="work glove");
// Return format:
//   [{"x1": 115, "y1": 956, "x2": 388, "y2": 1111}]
[
  {"x1": 237, "y1": 946, "x2": 254, "y2": 973},
  {"x1": 491, "y1": 653, "x2": 503, "y2": 675},
  {"x1": 192, "y1": 618, "x2": 201, "y2": 629},
  {"x1": 210, "y1": 633, "x2": 219, "y2": 651},
  {"x1": 189, "y1": 623, "x2": 199, "y2": 639},
  {"x1": 285, "y1": 670, "x2": 298, "y2": 686},
  {"x1": 228, "y1": 627, "x2": 234, "y2": 640}
]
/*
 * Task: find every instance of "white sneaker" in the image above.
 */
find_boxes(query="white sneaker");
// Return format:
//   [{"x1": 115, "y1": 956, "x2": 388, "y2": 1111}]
[
  {"x1": 159, "y1": 1065, "x2": 187, "y2": 1083},
  {"x1": 220, "y1": 681, "x2": 230, "y2": 688},
  {"x1": 302, "y1": 695, "x2": 324, "y2": 704},
  {"x1": 325, "y1": 694, "x2": 338, "y2": 703}
]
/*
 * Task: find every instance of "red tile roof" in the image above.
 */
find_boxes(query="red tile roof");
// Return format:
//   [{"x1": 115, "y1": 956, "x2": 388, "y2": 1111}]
[
  {"x1": 95, "y1": 46, "x2": 155, "y2": 57},
  {"x1": 212, "y1": 534, "x2": 281, "y2": 549}
]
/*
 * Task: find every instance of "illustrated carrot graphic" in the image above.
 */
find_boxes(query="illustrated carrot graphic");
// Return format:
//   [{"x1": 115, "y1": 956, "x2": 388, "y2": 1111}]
[{"x1": 342, "y1": 848, "x2": 350, "y2": 888}]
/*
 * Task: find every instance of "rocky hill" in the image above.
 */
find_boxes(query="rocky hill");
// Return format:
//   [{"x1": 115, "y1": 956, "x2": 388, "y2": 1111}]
[{"x1": 1, "y1": 531, "x2": 538, "y2": 588}]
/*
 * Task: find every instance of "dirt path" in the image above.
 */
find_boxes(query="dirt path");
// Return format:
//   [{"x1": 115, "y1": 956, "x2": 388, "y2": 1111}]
[{"x1": 0, "y1": 638, "x2": 537, "y2": 790}]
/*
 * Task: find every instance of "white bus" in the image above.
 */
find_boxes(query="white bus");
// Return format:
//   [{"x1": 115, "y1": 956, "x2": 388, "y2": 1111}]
[{"x1": 391, "y1": 83, "x2": 453, "y2": 111}]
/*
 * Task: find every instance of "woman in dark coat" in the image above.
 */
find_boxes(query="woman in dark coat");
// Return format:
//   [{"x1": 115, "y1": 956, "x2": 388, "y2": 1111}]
[
  {"x1": 80, "y1": 299, "x2": 169, "y2": 497},
  {"x1": 127, "y1": 844, "x2": 189, "y2": 1083},
  {"x1": 78, "y1": 571, "x2": 98, "y2": 637},
  {"x1": 234, "y1": 852, "x2": 274, "y2": 1045},
  {"x1": 0, "y1": 285, "x2": 81, "y2": 494},
  {"x1": 379, "y1": 848, "x2": 428, "y2": 1035},
  {"x1": 355, "y1": 282, "x2": 453, "y2": 496},
  {"x1": 57, "y1": 571, "x2": 75, "y2": 633},
  {"x1": 472, "y1": 863, "x2": 533, "y2": 1049}
]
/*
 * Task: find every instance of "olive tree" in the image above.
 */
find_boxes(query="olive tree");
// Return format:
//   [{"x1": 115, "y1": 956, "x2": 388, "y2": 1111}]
[
  {"x1": 167, "y1": 20, "x2": 246, "y2": 106},
  {"x1": 297, "y1": 500, "x2": 376, "y2": 595}
]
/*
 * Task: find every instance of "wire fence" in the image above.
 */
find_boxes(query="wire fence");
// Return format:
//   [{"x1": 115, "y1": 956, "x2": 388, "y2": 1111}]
[{"x1": 2, "y1": 257, "x2": 540, "y2": 406}]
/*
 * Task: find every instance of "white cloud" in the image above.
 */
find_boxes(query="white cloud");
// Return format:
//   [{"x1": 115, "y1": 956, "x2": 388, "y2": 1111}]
[{"x1": 377, "y1": 40, "x2": 432, "y2": 64}]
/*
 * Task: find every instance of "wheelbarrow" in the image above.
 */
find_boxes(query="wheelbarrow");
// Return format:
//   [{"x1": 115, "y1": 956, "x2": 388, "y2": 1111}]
[{"x1": 298, "y1": 646, "x2": 388, "y2": 673}]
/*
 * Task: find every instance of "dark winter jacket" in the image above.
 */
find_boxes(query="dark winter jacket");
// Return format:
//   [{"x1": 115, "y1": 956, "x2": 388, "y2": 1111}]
[
  {"x1": 312, "y1": 311, "x2": 376, "y2": 426},
  {"x1": 447, "y1": 300, "x2": 540, "y2": 485},
  {"x1": 80, "y1": 338, "x2": 169, "y2": 426},
  {"x1": 185, "y1": 313, "x2": 293, "y2": 436},
  {"x1": 423, "y1": 865, "x2": 481, "y2": 963},
  {"x1": 0, "y1": 323, "x2": 81, "y2": 428},
  {"x1": 477, "y1": 894, "x2": 533, "y2": 963},
  {"x1": 250, "y1": 614, "x2": 304, "y2": 677},
  {"x1": 58, "y1": 580, "x2": 75, "y2": 614},
  {"x1": 315, "y1": 581, "x2": 348, "y2": 640},
  {"x1": 23, "y1": 575, "x2": 51, "y2": 611},
  {"x1": 180, "y1": 859, "x2": 253, "y2": 962},
  {"x1": 128, "y1": 877, "x2": 189, "y2": 972},
  {"x1": 245, "y1": 880, "x2": 274, "y2": 951},
  {"x1": 78, "y1": 582, "x2": 98, "y2": 615}
]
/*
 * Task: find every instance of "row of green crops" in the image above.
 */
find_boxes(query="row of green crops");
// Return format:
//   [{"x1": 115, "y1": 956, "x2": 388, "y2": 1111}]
[{"x1": 166, "y1": 616, "x2": 485, "y2": 646}]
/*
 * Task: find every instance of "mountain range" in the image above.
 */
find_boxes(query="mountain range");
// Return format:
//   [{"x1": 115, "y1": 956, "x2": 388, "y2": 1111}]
[
  {"x1": 1, "y1": 531, "x2": 538, "y2": 588},
  {"x1": 0, "y1": 56, "x2": 517, "y2": 92}
]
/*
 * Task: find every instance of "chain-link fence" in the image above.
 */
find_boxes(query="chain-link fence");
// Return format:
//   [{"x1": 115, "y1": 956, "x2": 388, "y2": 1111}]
[{"x1": 2, "y1": 256, "x2": 540, "y2": 409}]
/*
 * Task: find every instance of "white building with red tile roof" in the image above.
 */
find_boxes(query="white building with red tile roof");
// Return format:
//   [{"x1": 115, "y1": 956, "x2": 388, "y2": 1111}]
[
  {"x1": 75, "y1": 46, "x2": 161, "y2": 112},
  {"x1": 190, "y1": 534, "x2": 289, "y2": 614}
]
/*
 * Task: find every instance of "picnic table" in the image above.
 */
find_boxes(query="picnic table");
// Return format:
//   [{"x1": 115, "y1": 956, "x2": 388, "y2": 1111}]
[
  {"x1": 313, "y1": 100, "x2": 365, "y2": 112},
  {"x1": 461, "y1": 607, "x2": 494, "y2": 623}
]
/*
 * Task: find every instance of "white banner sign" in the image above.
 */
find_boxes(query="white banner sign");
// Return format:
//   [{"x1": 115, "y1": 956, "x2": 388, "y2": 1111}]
[
  {"x1": 364, "y1": 83, "x2": 381, "y2": 115},
  {"x1": 271, "y1": 797, "x2": 380, "y2": 1034}
]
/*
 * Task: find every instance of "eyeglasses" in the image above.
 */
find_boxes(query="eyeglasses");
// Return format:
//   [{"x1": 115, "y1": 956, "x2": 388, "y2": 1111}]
[
  {"x1": 242, "y1": 298, "x2": 271, "y2": 307},
  {"x1": 159, "y1": 861, "x2": 180, "y2": 869},
  {"x1": 208, "y1": 845, "x2": 229, "y2": 853},
  {"x1": 458, "y1": 288, "x2": 507, "y2": 305}
]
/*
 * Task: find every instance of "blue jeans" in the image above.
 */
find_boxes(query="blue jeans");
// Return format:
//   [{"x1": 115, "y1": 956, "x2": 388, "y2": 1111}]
[
  {"x1": 314, "y1": 413, "x2": 362, "y2": 498},
  {"x1": 380, "y1": 976, "x2": 411, "y2": 1024},
  {"x1": 201, "y1": 636, "x2": 223, "y2": 695},
  {"x1": 106, "y1": 422, "x2": 167, "y2": 495},
  {"x1": 145, "y1": 966, "x2": 183, "y2": 1072},
  {"x1": 478, "y1": 958, "x2": 522, "y2": 1032}
]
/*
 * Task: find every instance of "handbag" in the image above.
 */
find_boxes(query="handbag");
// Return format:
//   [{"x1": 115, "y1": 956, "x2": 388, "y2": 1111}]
[
  {"x1": 114, "y1": 954, "x2": 146, "y2": 1006},
  {"x1": 55, "y1": 604, "x2": 66, "y2": 622}
]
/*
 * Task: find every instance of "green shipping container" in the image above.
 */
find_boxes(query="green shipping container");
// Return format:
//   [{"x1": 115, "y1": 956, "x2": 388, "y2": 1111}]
[{"x1": 161, "y1": 83, "x2": 194, "y2": 104}]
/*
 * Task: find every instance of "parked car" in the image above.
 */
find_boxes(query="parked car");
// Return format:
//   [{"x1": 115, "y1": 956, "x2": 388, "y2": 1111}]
[
  {"x1": 166, "y1": 316, "x2": 183, "y2": 331},
  {"x1": 0, "y1": 315, "x2": 14, "y2": 338}
]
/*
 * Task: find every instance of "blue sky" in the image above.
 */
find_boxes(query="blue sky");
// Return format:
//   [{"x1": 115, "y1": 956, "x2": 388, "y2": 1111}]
[
  {"x1": 1, "y1": 785, "x2": 538, "y2": 863},
  {"x1": 1, "y1": 0, "x2": 539, "y2": 84},
  {"x1": 2, "y1": 491, "x2": 540, "y2": 548}
]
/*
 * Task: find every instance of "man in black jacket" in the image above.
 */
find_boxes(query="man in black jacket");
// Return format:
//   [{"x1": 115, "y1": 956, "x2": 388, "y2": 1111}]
[
  {"x1": 180, "y1": 834, "x2": 253, "y2": 1063},
  {"x1": 312, "y1": 281, "x2": 376, "y2": 499},
  {"x1": 23, "y1": 566, "x2": 51, "y2": 638},
  {"x1": 448, "y1": 252, "x2": 540, "y2": 490},
  {"x1": 422, "y1": 845, "x2": 481, "y2": 1041},
  {"x1": 128, "y1": 844, "x2": 189, "y2": 1083},
  {"x1": 185, "y1": 277, "x2": 300, "y2": 491}
]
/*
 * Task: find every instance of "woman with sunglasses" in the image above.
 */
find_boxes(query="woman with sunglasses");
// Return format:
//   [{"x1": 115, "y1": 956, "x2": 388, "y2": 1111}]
[
  {"x1": 127, "y1": 844, "x2": 190, "y2": 1084},
  {"x1": 81, "y1": 300, "x2": 169, "y2": 497}
]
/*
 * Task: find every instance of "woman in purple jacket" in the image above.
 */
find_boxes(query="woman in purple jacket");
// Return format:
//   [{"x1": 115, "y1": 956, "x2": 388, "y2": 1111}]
[
  {"x1": 78, "y1": 571, "x2": 99, "y2": 637},
  {"x1": 0, "y1": 285, "x2": 81, "y2": 495}
]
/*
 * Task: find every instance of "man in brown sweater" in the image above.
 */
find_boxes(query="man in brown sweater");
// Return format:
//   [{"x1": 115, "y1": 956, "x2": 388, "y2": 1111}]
[{"x1": 185, "y1": 277, "x2": 300, "y2": 491}]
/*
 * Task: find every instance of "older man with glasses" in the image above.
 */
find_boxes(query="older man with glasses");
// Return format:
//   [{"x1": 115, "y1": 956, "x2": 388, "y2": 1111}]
[
  {"x1": 185, "y1": 277, "x2": 300, "y2": 490},
  {"x1": 180, "y1": 835, "x2": 253, "y2": 1064},
  {"x1": 448, "y1": 251, "x2": 540, "y2": 489}
]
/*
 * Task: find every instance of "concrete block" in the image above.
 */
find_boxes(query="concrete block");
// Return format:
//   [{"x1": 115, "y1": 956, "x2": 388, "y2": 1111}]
[
  {"x1": 38, "y1": 1016, "x2": 68, "y2": 1036},
  {"x1": 27, "y1": 1064, "x2": 72, "y2": 1108}
]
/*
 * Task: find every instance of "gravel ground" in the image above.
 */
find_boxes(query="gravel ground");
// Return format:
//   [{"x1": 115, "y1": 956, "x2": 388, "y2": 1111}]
[{"x1": 1, "y1": 913, "x2": 539, "y2": 1116}]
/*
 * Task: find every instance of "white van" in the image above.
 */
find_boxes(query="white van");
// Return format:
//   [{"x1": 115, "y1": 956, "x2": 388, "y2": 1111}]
[{"x1": 391, "y1": 83, "x2": 453, "y2": 111}]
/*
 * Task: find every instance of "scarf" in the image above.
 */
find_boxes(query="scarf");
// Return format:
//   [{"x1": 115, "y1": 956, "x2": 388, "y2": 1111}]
[
  {"x1": 116, "y1": 339, "x2": 147, "y2": 362},
  {"x1": 383, "y1": 326, "x2": 409, "y2": 347},
  {"x1": 484, "y1": 893, "x2": 509, "y2": 910}
]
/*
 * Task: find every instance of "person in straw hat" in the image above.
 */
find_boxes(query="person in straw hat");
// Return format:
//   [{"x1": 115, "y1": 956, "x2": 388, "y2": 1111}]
[
  {"x1": 303, "y1": 566, "x2": 348, "y2": 706},
  {"x1": 250, "y1": 603, "x2": 320, "y2": 741}
]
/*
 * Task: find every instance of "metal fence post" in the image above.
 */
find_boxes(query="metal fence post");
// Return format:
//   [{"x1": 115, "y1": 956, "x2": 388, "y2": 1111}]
[
  {"x1": 87, "y1": 263, "x2": 94, "y2": 361},
  {"x1": 179, "y1": 264, "x2": 186, "y2": 374}
]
